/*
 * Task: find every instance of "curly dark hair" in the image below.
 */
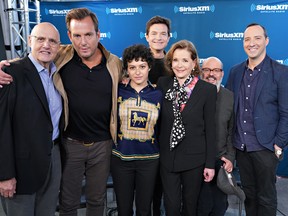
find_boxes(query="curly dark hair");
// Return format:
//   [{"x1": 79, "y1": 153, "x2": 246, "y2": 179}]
[{"x1": 122, "y1": 44, "x2": 154, "y2": 72}]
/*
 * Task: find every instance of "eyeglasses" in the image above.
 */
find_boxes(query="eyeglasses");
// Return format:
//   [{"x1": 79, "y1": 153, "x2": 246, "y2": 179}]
[
  {"x1": 31, "y1": 35, "x2": 60, "y2": 47},
  {"x1": 202, "y1": 68, "x2": 223, "y2": 73}
]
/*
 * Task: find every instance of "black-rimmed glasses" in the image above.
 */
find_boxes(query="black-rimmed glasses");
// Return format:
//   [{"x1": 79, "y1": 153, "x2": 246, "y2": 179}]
[{"x1": 202, "y1": 68, "x2": 223, "y2": 73}]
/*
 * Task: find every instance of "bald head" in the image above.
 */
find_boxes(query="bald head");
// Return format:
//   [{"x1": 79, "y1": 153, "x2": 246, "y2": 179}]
[
  {"x1": 29, "y1": 22, "x2": 60, "y2": 68},
  {"x1": 201, "y1": 56, "x2": 224, "y2": 91},
  {"x1": 202, "y1": 57, "x2": 223, "y2": 69},
  {"x1": 30, "y1": 22, "x2": 60, "y2": 40}
]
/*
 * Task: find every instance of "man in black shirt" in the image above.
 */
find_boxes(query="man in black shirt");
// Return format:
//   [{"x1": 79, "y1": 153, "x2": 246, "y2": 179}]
[
  {"x1": 146, "y1": 16, "x2": 171, "y2": 85},
  {"x1": 145, "y1": 16, "x2": 171, "y2": 216}
]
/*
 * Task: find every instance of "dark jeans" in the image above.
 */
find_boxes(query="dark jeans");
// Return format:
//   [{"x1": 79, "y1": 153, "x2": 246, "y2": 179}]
[
  {"x1": 59, "y1": 138, "x2": 112, "y2": 216},
  {"x1": 111, "y1": 155, "x2": 159, "y2": 216},
  {"x1": 1, "y1": 144, "x2": 61, "y2": 216},
  {"x1": 197, "y1": 160, "x2": 228, "y2": 216},
  {"x1": 236, "y1": 149, "x2": 278, "y2": 216}
]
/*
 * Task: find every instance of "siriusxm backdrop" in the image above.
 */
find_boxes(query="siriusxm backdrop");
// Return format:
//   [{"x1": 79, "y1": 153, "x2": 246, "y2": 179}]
[{"x1": 40, "y1": 0, "x2": 288, "y2": 84}]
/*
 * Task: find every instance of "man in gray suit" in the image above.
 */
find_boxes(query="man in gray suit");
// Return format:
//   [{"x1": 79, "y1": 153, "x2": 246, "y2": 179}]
[{"x1": 197, "y1": 57, "x2": 235, "y2": 216}]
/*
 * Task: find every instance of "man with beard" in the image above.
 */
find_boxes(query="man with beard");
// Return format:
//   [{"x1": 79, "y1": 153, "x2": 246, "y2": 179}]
[{"x1": 197, "y1": 57, "x2": 235, "y2": 216}]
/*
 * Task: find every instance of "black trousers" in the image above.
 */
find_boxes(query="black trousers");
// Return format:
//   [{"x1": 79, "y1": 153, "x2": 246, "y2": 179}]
[
  {"x1": 152, "y1": 170, "x2": 163, "y2": 216},
  {"x1": 160, "y1": 164, "x2": 204, "y2": 216},
  {"x1": 111, "y1": 155, "x2": 159, "y2": 216},
  {"x1": 197, "y1": 160, "x2": 228, "y2": 216},
  {"x1": 236, "y1": 149, "x2": 278, "y2": 216}
]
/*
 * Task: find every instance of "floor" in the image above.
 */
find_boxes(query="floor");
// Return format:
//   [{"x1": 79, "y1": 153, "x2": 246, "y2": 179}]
[{"x1": 1, "y1": 177, "x2": 287, "y2": 216}]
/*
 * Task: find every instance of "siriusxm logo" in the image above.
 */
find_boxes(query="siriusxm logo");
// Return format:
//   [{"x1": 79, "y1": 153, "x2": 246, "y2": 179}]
[
  {"x1": 276, "y1": 59, "x2": 288, "y2": 66},
  {"x1": 100, "y1": 32, "x2": 111, "y2": 40},
  {"x1": 106, "y1": 7, "x2": 142, "y2": 15},
  {"x1": 45, "y1": 8, "x2": 70, "y2": 16},
  {"x1": 210, "y1": 31, "x2": 243, "y2": 41},
  {"x1": 174, "y1": 4, "x2": 215, "y2": 14},
  {"x1": 250, "y1": 3, "x2": 288, "y2": 13},
  {"x1": 199, "y1": 58, "x2": 205, "y2": 65},
  {"x1": 139, "y1": 31, "x2": 178, "y2": 39}
]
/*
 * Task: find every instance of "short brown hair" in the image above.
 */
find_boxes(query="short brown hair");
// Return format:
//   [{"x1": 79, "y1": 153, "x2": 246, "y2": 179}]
[
  {"x1": 66, "y1": 8, "x2": 99, "y2": 33},
  {"x1": 165, "y1": 40, "x2": 201, "y2": 77},
  {"x1": 146, "y1": 16, "x2": 171, "y2": 36}
]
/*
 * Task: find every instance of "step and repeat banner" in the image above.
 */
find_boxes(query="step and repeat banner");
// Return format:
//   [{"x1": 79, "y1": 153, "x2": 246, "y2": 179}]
[{"x1": 40, "y1": 0, "x2": 288, "y2": 84}]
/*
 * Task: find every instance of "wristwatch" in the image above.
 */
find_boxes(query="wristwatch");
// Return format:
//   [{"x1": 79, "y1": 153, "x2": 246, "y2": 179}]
[{"x1": 276, "y1": 149, "x2": 282, "y2": 156}]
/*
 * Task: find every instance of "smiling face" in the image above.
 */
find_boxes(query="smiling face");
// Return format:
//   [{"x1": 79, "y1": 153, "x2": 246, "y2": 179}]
[
  {"x1": 243, "y1": 25, "x2": 269, "y2": 65},
  {"x1": 171, "y1": 48, "x2": 196, "y2": 86},
  {"x1": 201, "y1": 57, "x2": 224, "y2": 91},
  {"x1": 146, "y1": 23, "x2": 170, "y2": 57},
  {"x1": 127, "y1": 59, "x2": 150, "y2": 92},
  {"x1": 68, "y1": 16, "x2": 100, "y2": 62},
  {"x1": 29, "y1": 23, "x2": 60, "y2": 68}
]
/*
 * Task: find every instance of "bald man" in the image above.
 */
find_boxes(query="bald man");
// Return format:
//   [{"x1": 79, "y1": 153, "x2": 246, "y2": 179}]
[
  {"x1": 197, "y1": 57, "x2": 235, "y2": 216},
  {"x1": 0, "y1": 22, "x2": 67, "y2": 216}
]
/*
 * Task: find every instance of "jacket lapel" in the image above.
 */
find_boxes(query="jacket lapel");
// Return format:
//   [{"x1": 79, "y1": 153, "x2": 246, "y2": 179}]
[
  {"x1": 233, "y1": 63, "x2": 246, "y2": 114},
  {"x1": 23, "y1": 58, "x2": 51, "y2": 118},
  {"x1": 181, "y1": 79, "x2": 203, "y2": 116},
  {"x1": 254, "y1": 60, "x2": 269, "y2": 108},
  {"x1": 162, "y1": 78, "x2": 175, "y2": 120}
]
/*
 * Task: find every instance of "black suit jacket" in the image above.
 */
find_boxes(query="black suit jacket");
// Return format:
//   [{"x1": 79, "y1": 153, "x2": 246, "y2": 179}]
[
  {"x1": 0, "y1": 57, "x2": 62, "y2": 194},
  {"x1": 157, "y1": 76, "x2": 217, "y2": 172}
]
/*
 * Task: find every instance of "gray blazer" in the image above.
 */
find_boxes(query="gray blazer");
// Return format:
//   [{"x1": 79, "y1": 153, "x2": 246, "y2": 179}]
[{"x1": 215, "y1": 87, "x2": 235, "y2": 163}]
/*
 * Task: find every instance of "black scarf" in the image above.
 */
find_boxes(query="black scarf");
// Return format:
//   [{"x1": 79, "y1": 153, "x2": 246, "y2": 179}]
[{"x1": 165, "y1": 75, "x2": 194, "y2": 150}]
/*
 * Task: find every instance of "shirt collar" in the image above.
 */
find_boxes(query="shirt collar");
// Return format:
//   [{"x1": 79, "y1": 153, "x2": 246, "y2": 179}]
[
  {"x1": 245, "y1": 55, "x2": 267, "y2": 72},
  {"x1": 125, "y1": 80, "x2": 154, "y2": 89},
  {"x1": 28, "y1": 53, "x2": 57, "y2": 75}
]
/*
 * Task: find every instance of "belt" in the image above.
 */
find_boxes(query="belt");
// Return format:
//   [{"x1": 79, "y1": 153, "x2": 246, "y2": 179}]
[
  {"x1": 66, "y1": 137, "x2": 95, "y2": 147},
  {"x1": 52, "y1": 137, "x2": 60, "y2": 145}
]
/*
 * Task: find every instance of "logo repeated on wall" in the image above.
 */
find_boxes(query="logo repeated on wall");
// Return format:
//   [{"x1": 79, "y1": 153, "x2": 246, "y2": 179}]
[
  {"x1": 40, "y1": 1, "x2": 288, "y2": 84},
  {"x1": 106, "y1": 6, "x2": 142, "y2": 15},
  {"x1": 250, "y1": 3, "x2": 288, "y2": 13},
  {"x1": 276, "y1": 59, "x2": 288, "y2": 66},
  {"x1": 210, "y1": 31, "x2": 243, "y2": 41},
  {"x1": 139, "y1": 31, "x2": 178, "y2": 39},
  {"x1": 44, "y1": 8, "x2": 70, "y2": 16},
  {"x1": 174, "y1": 4, "x2": 215, "y2": 14},
  {"x1": 100, "y1": 32, "x2": 111, "y2": 40}
]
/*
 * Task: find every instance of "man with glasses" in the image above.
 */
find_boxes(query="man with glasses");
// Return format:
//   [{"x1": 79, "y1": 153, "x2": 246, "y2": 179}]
[
  {"x1": 197, "y1": 57, "x2": 235, "y2": 216},
  {"x1": 0, "y1": 8, "x2": 122, "y2": 216},
  {"x1": 0, "y1": 22, "x2": 67, "y2": 216}
]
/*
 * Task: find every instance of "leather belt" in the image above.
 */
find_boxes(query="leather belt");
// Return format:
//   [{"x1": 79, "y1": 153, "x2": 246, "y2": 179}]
[{"x1": 66, "y1": 137, "x2": 95, "y2": 147}]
